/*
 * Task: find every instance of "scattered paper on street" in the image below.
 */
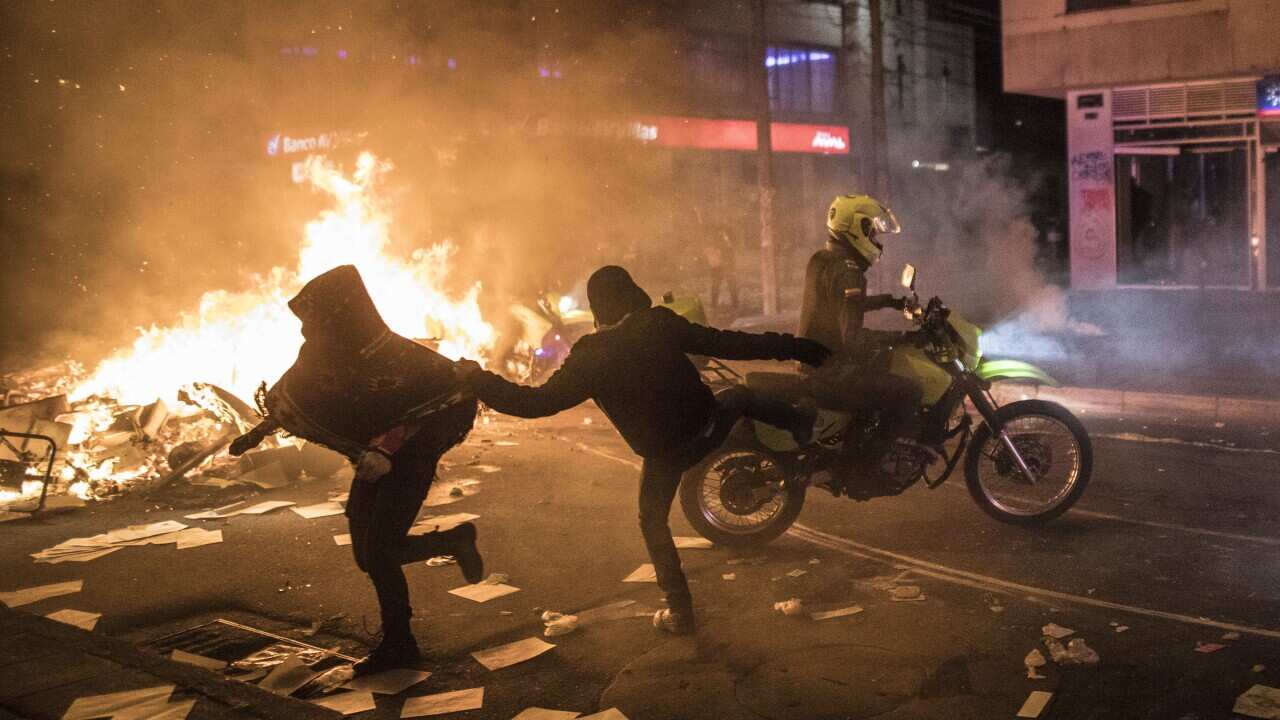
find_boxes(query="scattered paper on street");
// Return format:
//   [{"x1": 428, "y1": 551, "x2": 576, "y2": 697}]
[
  {"x1": 0, "y1": 510, "x2": 30, "y2": 523},
  {"x1": 622, "y1": 564, "x2": 657, "y2": 583},
  {"x1": 290, "y1": 501, "x2": 346, "y2": 519},
  {"x1": 1194, "y1": 641, "x2": 1225, "y2": 653},
  {"x1": 472, "y1": 464, "x2": 501, "y2": 473},
  {"x1": 810, "y1": 606, "x2": 863, "y2": 621},
  {"x1": 722, "y1": 573, "x2": 736, "y2": 581},
  {"x1": 1041, "y1": 623, "x2": 1074, "y2": 639},
  {"x1": 672, "y1": 536, "x2": 712, "y2": 549},
  {"x1": 1016, "y1": 690, "x2": 1053, "y2": 718},
  {"x1": 239, "y1": 500, "x2": 298, "y2": 515},
  {"x1": 575, "y1": 599, "x2": 651, "y2": 626},
  {"x1": 186, "y1": 500, "x2": 295, "y2": 520},
  {"x1": 259, "y1": 655, "x2": 318, "y2": 696},
  {"x1": 342, "y1": 668, "x2": 432, "y2": 695},
  {"x1": 410, "y1": 512, "x2": 480, "y2": 535},
  {"x1": 62, "y1": 685, "x2": 175, "y2": 720},
  {"x1": 170, "y1": 649, "x2": 227, "y2": 670},
  {"x1": 578, "y1": 709, "x2": 629, "y2": 720},
  {"x1": 449, "y1": 582, "x2": 520, "y2": 603},
  {"x1": 175, "y1": 528, "x2": 223, "y2": 550},
  {"x1": 401, "y1": 688, "x2": 484, "y2": 718},
  {"x1": 889, "y1": 585, "x2": 925, "y2": 602},
  {"x1": 1233, "y1": 684, "x2": 1280, "y2": 719},
  {"x1": 33, "y1": 521, "x2": 196, "y2": 564},
  {"x1": 46, "y1": 608, "x2": 100, "y2": 631},
  {"x1": 312, "y1": 691, "x2": 377, "y2": 716},
  {"x1": 1, "y1": 579, "x2": 83, "y2": 607},
  {"x1": 494, "y1": 441, "x2": 519, "y2": 447},
  {"x1": 472, "y1": 637, "x2": 556, "y2": 671},
  {"x1": 512, "y1": 708, "x2": 581, "y2": 720},
  {"x1": 334, "y1": 534, "x2": 352, "y2": 546},
  {"x1": 786, "y1": 569, "x2": 807, "y2": 578},
  {"x1": 126, "y1": 698, "x2": 196, "y2": 720}
]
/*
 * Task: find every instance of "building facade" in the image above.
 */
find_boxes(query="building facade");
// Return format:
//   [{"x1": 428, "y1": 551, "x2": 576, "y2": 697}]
[{"x1": 1003, "y1": 0, "x2": 1280, "y2": 291}]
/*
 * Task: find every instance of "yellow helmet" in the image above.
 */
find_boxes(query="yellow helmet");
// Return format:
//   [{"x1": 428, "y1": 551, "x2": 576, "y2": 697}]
[{"x1": 826, "y1": 194, "x2": 900, "y2": 265}]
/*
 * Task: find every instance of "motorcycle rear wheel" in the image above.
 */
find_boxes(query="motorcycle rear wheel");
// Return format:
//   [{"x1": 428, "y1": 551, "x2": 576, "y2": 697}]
[
  {"x1": 964, "y1": 399, "x2": 1092, "y2": 526},
  {"x1": 679, "y1": 446, "x2": 806, "y2": 548}
]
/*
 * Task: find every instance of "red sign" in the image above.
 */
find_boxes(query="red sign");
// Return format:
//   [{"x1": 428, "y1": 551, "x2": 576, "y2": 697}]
[
  {"x1": 634, "y1": 116, "x2": 849, "y2": 155},
  {"x1": 771, "y1": 122, "x2": 849, "y2": 154}
]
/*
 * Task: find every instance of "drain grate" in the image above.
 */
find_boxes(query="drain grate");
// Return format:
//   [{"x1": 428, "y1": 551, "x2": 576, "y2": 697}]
[{"x1": 143, "y1": 618, "x2": 357, "y2": 668}]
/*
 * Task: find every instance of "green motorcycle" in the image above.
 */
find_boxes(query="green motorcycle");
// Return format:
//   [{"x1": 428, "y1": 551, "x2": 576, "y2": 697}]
[{"x1": 680, "y1": 264, "x2": 1093, "y2": 547}]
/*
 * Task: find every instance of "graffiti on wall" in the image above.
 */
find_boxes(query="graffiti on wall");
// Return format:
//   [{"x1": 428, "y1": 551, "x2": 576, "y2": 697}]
[{"x1": 1070, "y1": 151, "x2": 1112, "y2": 183}]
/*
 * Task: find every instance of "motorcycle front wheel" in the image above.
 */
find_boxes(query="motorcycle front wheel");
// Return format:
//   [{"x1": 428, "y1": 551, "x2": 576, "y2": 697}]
[
  {"x1": 679, "y1": 446, "x2": 806, "y2": 548},
  {"x1": 964, "y1": 399, "x2": 1093, "y2": 526}
]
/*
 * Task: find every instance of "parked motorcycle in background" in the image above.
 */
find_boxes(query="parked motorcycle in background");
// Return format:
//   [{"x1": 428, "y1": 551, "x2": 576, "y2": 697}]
[{"x1": 681, "y1": 264, "x2": 1094, "y2": 547}]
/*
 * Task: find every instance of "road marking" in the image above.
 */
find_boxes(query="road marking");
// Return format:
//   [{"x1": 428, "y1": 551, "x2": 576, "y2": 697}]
[
  {"x1": 573, "y1": 442, "x2": 642, "y2": 470},
  {"x1": 1096, "y1": 432, "x2": 1280, "y2": 456},
  {"x1": 1067, "y1": 508, "x2": 1280, "y2": 546},
  {"x1": 787, "y1": 523, "x2": 1280, "y2": 641},
  {"x1": 575, "y1": 440, "x2": 1280, "y2": 638}
]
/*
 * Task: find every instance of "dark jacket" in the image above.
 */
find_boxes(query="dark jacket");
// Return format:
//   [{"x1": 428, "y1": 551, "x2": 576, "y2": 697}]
[
  {"x1": 470, "y1": 306, "x2": 820, "y2": 459},
  {"x1": 798, "y1": 240, "x2": 899, "y2": 357},
  {"x1": 266, "y1": 265, "x2": 474, "y2": 453}
]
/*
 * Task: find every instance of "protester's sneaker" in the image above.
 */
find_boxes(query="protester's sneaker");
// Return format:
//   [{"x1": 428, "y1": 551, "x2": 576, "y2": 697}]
[
  {"x1": 353, "y1": 635, "x2": 421, "y2": 676},
  {"x1": 652, "y1": 608, "x2": 697, "y2": 636},
  {"x1": 446, "y1": 522, "x2": 484, "y2": 584}
]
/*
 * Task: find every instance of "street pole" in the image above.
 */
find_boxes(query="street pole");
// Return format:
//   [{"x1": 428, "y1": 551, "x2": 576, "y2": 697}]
[
  {"x1": 868, "y1": 0, "x2": 891, "y2": 200},
  {"x1": 753, "y1": 0, "x2": 780, "y2": 316}
]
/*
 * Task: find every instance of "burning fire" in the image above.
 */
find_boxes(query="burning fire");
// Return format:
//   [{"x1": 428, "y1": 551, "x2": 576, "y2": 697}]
[{"x1": 71, "y1": 152, "x2": 495, "y2": 407}]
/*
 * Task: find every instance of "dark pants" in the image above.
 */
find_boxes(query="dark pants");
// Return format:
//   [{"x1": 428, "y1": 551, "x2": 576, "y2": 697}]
[
  {"x1": 345, "y1": 434, "x2": 457, "y2": 640},
  {"x1": 807, "y1": 361, "x2": 922, "y2": 475},
  {"x1": 638, "y1": 385, "x2": 800, "y2": 613}
]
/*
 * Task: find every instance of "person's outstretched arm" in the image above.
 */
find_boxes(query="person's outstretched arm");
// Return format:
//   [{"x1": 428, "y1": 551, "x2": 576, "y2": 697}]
[
  {"x1": 459, "y1": 349, "x2": 592, "y2": 419},
  {"x1": 664, "y1": 307, "x2": 830, "y2": 366}
]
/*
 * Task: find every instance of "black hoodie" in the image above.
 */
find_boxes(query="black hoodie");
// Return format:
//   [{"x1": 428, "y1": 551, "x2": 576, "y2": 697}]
[{"x1": 470, "y1": 267, "x2": 825, "y2": 459}]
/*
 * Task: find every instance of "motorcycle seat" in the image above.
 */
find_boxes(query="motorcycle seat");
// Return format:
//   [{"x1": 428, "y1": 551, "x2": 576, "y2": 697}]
[{"x1": 745, "y1": 372, "x2": 809, "y2": 406}]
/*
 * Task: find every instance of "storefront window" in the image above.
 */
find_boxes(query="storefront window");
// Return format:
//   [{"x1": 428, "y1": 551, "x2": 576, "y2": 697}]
[
  {"x1": 766, "y1": 45, "x2": 836, "y2": 115},
  {"x1": 1115, "y1": 148, "x2": 1250, "y2": 286}
]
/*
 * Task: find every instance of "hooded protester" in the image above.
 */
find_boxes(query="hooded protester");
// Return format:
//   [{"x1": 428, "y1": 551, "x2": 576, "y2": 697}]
[
  {"x1": 229, "y1": 264, "x2": 482, "y2": 675},
  {"x1": 457, "y1": 266, "x2": 829, "y2": 635}
]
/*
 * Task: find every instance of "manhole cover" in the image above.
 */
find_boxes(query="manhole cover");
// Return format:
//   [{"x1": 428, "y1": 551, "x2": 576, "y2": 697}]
[{"x1": 735, "y1": 644, "x2": 924, "y2": 720}]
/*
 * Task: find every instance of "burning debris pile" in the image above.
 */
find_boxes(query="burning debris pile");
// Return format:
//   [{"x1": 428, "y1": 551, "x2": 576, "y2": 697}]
[{"x1": 0, "y1": 152, "x2": 496, "y2": 514}]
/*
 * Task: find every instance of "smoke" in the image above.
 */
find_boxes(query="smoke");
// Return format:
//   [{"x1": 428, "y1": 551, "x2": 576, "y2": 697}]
[{"x1": 0, "y1": 0, "x2": 700, "y2": 372}]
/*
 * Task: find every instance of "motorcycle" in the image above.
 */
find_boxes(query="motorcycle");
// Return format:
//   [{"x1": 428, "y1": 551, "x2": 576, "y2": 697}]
[{"x1": 680, "y1": 263, "x2": 1094, "y2": 547}]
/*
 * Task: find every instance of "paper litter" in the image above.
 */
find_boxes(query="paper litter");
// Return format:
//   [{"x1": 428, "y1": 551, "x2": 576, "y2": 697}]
[
  {"x1": 1233, "y1": 684, "x2": 1280, "y2": 719},
  {"x1": 1016, "y1": 690, "x2": 1053, "y2": 718},
  {"x1": 342, "y1": 668, "x2": 431, "y2": 695},
  {"x1": 400, "y1": 688, "x2": 484, "y2": 718},
  {"x1": 1, "y1": 579, "x2": 83, "y2": 607},
  {"x1": 622, "y1": 564, "x2": 657, "y2": 583},
  {"x1": 46, "y1": 608, "x2": 100, "y2": 631},
  {"x1": 312, "y1": 692, "x2": 376, "y2": 716}
]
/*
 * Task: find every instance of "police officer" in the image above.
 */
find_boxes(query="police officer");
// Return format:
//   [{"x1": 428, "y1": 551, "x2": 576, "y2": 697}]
[{"x1": 798, "y1": 194, "x2": 922, "y2": 495}]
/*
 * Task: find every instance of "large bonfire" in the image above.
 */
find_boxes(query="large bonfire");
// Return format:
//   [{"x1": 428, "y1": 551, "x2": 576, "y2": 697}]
[{"x1": 1, "y1": 152, "x2": 495, "y2": 505}]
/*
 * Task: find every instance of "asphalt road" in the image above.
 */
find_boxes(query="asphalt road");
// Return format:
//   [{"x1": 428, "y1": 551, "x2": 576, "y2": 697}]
[{"x1": 1, "y1": 385, "x2": 1278, "y2": 719}]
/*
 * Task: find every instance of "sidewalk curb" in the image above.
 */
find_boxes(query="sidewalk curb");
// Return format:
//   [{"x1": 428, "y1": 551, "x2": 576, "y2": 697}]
[
  {"x1": 991, "y1": 383, "x2": 1279, "y2": 424},
  {"x1": 0, "y1": 606, "x2": 335, "y2": 720}
]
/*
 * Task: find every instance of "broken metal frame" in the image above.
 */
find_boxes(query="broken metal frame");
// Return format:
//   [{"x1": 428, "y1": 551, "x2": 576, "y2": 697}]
[{"x1": 0, "y1": 429, "x2": 57, "y2": 513}]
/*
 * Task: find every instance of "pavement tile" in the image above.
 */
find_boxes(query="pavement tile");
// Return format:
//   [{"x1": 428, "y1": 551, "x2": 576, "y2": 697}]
[
  {"x1": 0, "y1": 630, "x2": 61, "y2": 667},
  {"x1": 4, "y1": 664, "x2": 166, "y2": 719},
  {"x1": 0, "y1": 650, "x2": 125, "y2": 702}
]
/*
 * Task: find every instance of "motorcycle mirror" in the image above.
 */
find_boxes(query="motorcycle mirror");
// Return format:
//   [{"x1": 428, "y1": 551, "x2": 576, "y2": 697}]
[{"x1": 900, "y1": 264, "x2": 916, "y2": 290}]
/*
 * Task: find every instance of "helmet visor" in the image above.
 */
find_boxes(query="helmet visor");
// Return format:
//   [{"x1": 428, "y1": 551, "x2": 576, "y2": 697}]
[{"x1": 871, "y1": 207, "x2": 901, "y2": 235}]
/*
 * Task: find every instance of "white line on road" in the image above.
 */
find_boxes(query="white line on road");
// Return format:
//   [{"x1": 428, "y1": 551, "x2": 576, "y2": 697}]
[
  {"x1": 1096, "y1": 432, "x2": 1280, "y2": 456},
  {"x1": 1068, "y1": 507, "x2": 1280, "y2": 546},
  {"x1": 573, "y1": 440, "x2": 1280, "y2": 639},
  {"x1": 787, "y1": 523, "x2": 1280, "y2": 641}
]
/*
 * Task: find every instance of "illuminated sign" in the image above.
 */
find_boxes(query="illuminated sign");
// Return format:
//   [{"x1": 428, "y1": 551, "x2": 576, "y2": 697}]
[
  {"x1": 1259, "y1": 75, "x2": 1280, "y2": 117},
  {"x1": 634, "y1": 116, "x2": 850, "y2": 155},
  {"x1": 264, "y1": 130, "x2": 366, "y2": 157}
]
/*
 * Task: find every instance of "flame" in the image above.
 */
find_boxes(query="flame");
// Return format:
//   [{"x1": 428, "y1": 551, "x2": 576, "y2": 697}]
[{"x1": 71, "y1": 152, "x2": 494, "y2": 406}]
